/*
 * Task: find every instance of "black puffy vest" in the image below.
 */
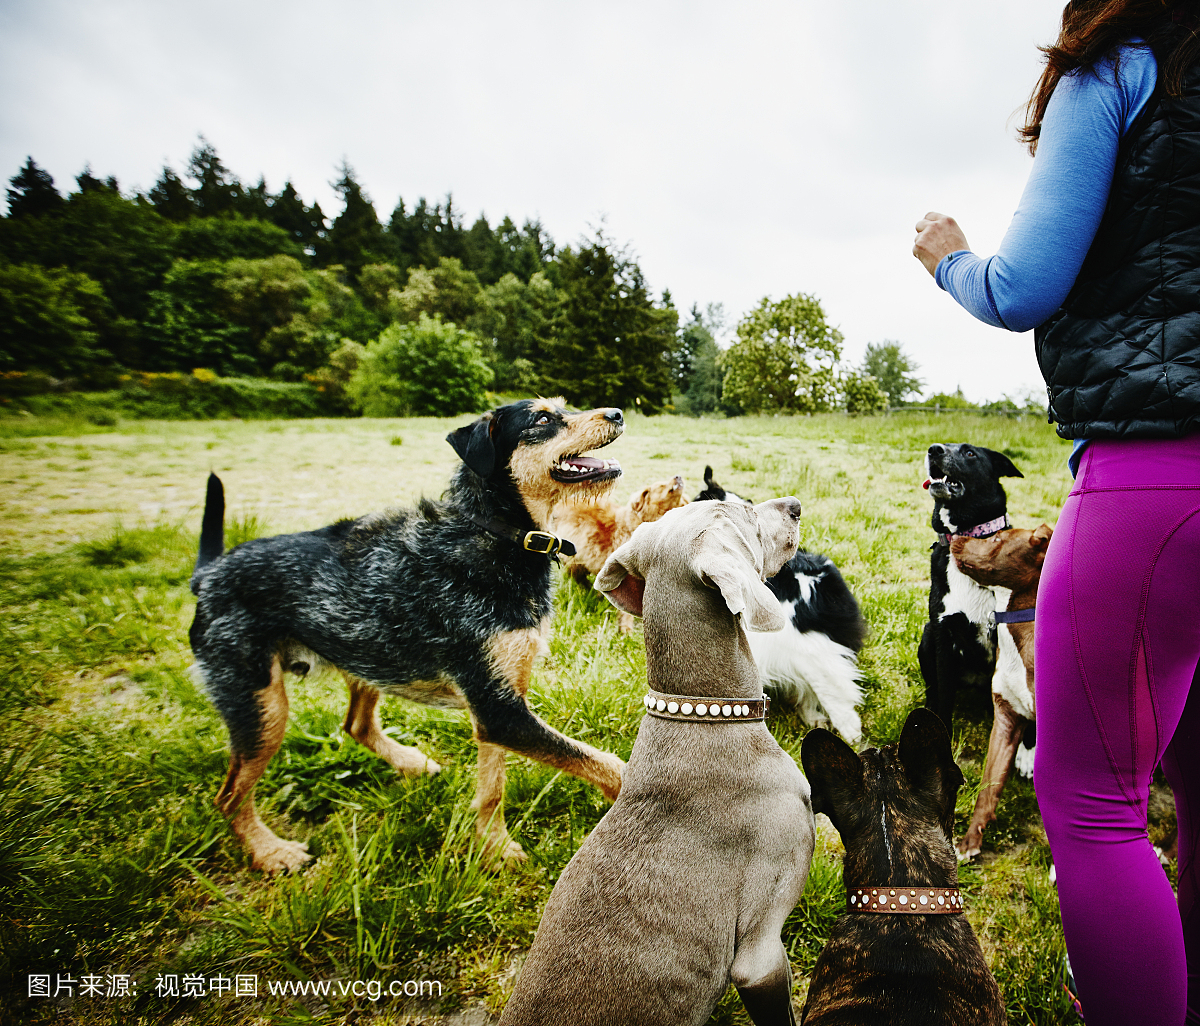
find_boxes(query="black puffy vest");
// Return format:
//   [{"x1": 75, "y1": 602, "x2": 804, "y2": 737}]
[{"x1": 1035, "y1": 48, "x2": 1200, "y2": 439}]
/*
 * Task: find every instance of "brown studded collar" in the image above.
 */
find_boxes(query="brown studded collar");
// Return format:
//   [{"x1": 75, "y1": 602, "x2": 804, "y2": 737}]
[{"x1": 848, "y1": 886, "x2": 964, "y2": 914}]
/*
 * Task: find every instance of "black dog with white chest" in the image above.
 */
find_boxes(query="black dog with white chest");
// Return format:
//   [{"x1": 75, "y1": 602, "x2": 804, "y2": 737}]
[{"x1": 918, "y1": 443, "x2": 1022, "y2": 731}]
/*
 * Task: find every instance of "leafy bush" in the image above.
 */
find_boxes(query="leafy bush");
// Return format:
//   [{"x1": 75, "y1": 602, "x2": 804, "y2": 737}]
[
  {"x1": 0, "y1": 263, "x2": 111, "y2": 376},
  {"x1": 348, "y1": 314, "x2": 493, "y2": 417},
  {"x1": 841, "y1": 371, "x2": 888, "y2": 415},
  {"x1": 923, "y1": 388, "x2": 978, "y2": 409},
  {"x1": 172, "y1": 216, "x2": 304, "y2": 262}
]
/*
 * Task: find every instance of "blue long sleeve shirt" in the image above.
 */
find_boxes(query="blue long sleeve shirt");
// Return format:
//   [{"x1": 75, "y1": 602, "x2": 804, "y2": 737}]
[{"x1": 935, "y1": 45, "x2": 1158, "y2": 332}]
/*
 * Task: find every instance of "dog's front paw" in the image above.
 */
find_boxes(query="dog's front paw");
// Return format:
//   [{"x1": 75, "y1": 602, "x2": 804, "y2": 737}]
[
  {"x1": 595, "y1": 753, "x2": 625, "y2": 801},
  {"x1": 417, "y1": 754, "x2": 442, "y2": 776},
  {"x1": 386, "y1": 744, "x2": 442, "y2": 777},
  {"x1": 481, "y1": 831, "x2": 527, "y2": 863},
  {"x1": 957, "y1": 829, "x2": 983, "y2": 861},
  {"x1": 253, "y1": 838, "x2": 312, "y2": 874},
  {"x1": 496, "y1": 837, "x2": 527, "y2": 862}
]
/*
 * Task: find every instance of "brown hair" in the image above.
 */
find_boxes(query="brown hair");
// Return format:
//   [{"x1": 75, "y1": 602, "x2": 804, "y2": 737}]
[{"x1": 1020, "y1": 0, "x2": 1200, "y2": 153}]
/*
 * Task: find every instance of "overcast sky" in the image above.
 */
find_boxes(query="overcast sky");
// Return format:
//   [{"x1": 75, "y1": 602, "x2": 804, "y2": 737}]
[{"x1": 0, "y1": 0, "x2": 1068, "y2": 402}]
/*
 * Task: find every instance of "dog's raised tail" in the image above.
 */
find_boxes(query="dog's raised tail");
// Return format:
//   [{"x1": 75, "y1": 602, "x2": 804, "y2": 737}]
[{"x1": 191, "y1": 473, "x2": 225, "y2": 594}]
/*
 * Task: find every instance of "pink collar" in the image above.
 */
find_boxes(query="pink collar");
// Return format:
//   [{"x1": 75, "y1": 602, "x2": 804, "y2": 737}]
[{"x1": 936, "y1": 513, "x2": 1009, "y2": 547}]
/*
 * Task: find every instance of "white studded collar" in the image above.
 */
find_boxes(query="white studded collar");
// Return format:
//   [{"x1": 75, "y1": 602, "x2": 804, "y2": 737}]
[{"x1": 641, "y1": 687, "x2": 769, "y2": 722}]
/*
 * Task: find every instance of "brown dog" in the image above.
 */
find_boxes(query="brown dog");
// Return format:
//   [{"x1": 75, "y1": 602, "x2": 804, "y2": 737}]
[
  {"x1": 951, "y1": 524, "x2": 1052, "y2": 858},
  {"x1": 554, "y1": 475, "x2": 688, "y2": 630}
]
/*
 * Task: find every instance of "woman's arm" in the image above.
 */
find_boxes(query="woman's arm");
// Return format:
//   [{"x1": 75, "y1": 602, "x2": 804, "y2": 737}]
[{"x1": 914, "y1": 44, "x2": 1157, "y2": 332}]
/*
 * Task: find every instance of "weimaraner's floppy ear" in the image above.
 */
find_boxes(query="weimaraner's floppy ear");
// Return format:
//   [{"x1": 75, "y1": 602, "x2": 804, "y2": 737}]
[
  {"x1": 692, "y1": 516, "x2": 785, "y2": 633},
  {"x1": 595, "y1": 526, "x2": 653, "y2": 618}
]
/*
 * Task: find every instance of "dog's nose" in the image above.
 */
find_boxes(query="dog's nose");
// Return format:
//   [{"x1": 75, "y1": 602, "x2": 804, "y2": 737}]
[
  {"x1": 928, "y1": 443, "x2": 945, "y2": 456},
  {"x1": 604, "y1": 409, "x2": 624, "y2": 425},
  {"x1": 762, "y1": 496, "x2": 802, "y2": 520}
]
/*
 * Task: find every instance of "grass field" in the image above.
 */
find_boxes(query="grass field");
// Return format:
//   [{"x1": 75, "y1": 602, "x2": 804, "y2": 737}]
[{"x1": 1, "y1": 407, "x2": 1152, "y2": 1024}]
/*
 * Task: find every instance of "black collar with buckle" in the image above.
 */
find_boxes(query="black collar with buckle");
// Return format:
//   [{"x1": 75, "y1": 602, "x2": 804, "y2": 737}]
[{"x1": 468, "y1": 514, "x2": 576, "y2": 558}]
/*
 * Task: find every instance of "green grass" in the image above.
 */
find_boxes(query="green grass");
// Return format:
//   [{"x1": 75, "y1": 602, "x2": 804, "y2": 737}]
[{"x1": 0, "y1": 409, "x2": 1124, "y2": 1024}]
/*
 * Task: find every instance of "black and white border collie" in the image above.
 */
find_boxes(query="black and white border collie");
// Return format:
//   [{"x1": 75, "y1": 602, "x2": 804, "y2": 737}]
[
  {"x1": 918, "y1": 443, "x2": 1023, "y2": 740},
  {"x1": 695, "y1": 466, "x2": 868, "y2": 741}
]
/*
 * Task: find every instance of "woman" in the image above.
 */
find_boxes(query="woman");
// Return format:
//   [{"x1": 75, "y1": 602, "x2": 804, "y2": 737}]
[{"x1": 913, "y1": 3, "x2": 1200, "y2": 1023}]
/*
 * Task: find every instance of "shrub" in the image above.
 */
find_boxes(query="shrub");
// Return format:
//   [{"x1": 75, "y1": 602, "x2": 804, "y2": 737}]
[
  {"x1": 347, "y1": 314, "x2": 493, "y2": 417},
  {"x1": 841, "y1": 372, "x2": 888, "y2": 415},
  {"x1": 0, "y1": 263, "x2": 111, "y2": 376}
]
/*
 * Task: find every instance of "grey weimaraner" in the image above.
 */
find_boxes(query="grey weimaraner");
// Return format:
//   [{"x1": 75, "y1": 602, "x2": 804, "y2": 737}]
[{"x1": 501, "y1": 498, "x2": 816, "y2": 1026}]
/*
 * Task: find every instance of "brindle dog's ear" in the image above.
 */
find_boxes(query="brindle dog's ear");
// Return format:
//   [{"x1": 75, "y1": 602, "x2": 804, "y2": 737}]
[
  {"x1": 801, "y1": 728, "x2": 864, "y2": 825},
  {"x1": 979, "y1": 446, "x2": 1024, "y2": 479},
  {"x1": 447, "y1": 411, "x2": 497, "y2": 478},
  {"x1": 899, "y1": 708, "x2": 966, "y2": 791}
]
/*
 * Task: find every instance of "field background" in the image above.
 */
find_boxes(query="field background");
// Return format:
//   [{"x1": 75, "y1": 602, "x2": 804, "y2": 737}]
[{"x1": 3, "y1": 408, "x2": 1159, "y2": 1025}]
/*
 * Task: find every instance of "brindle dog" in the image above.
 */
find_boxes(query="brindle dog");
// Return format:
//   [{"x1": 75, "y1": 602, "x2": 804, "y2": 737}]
[{"x1": 799, "y1": 709, "x2": 1005, "y2": 1025}]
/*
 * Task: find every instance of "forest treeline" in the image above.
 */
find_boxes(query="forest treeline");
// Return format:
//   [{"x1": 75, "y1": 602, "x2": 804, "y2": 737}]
[{"x1": 1, "y1": 140, "x2": 930, "y2": 418}]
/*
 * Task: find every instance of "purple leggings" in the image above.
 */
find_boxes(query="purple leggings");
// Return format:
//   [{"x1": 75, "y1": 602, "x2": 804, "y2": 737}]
[{"x1": 1036, "y1": 435, "x2": 1200, "y2": 1026}]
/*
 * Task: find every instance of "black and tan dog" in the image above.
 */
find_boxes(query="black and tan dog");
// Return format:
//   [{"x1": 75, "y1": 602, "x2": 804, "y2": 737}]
[
  {"x1": 799, "y1": 708, "x2": 1004, "y2": 1025},
  {"x1": 189, "y1": 398, "x2": 627, "y2": 872}
]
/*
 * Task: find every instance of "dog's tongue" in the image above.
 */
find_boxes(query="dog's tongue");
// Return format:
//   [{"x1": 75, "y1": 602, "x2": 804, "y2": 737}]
[{"x1": 922, "y1": 478, "x2": 931, "y2": 490}]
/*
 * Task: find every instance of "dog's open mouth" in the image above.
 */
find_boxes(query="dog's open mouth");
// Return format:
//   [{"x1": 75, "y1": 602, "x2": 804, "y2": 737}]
[
  {"x1": 552, "y1": 455, "x2": 622, "y2": 483},
  {"x1": 925, "y1": 476, "x2": 965, "y2": 500}
]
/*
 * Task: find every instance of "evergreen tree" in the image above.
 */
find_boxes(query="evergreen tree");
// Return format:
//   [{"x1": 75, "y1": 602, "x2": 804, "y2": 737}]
[
  {"x1": 318, "y1": 163, "x2": 387, "y2": 277},
  {"x1": 147, "y1": 166, "x2": 196, "y2": 221},
  {"x1": 187, "y1": 138, "x2": 243, "y2": 218},
  {"x1": 388, "y1": 195, "x2": 466, "y2": 272},
  {"x1": 684, "y1": 333, "x2": 723, "y2": 415},
  {"x1": 542, "y1": 231, "x2": 676, "y2": 412},
  {"x1": 464, "y1": 214, "x2": 506, "y2": 285},
  {"x1": 269, "y1": 182, "x2": 326, "y2": 251},
  {"x1": 6, "y1": 157, "x2": 64, "y2": 218},
  {"x1": 673, "y1": 305, "x2": 723, "y2": 414},
  {"x1": 0, "y1": 183, "x2": 176, "y2": 367},
  {"x1": 238, "y1": 177, "x2": 273, "y2": 222},
  {"x1": 672, "y1": 303, "x2": 709, "y2": 391},
  {"x1": 75, "y1": 166, "x2": 119, "y2": 194}
]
